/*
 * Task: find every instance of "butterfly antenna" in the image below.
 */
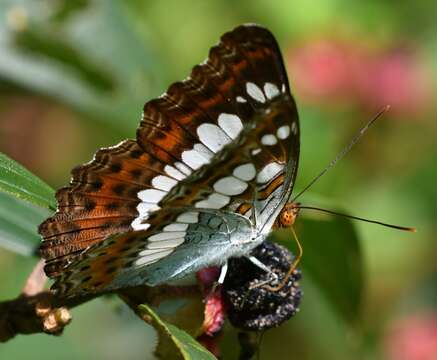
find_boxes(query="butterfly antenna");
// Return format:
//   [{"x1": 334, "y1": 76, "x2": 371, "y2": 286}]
[
  {"x1": 297, "y1": 205, "x2": 416, "y2": 232},
  {"x1": 291, "y1": 105, "x2": 390, "y2": 203}
]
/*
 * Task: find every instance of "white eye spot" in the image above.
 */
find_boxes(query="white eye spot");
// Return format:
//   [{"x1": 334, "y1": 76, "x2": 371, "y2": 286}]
[
  {"x1": 177, "y1": 212, "x2": 199, "y2": 223},
  {"x1": 131, "y1": 218, "x2": 151, "y2": 231},
  {"x1": 181, "y1": 151, "x2": 204, "y2": 170},
  {"x1": 246, "y1": 82, "x2": 266, "y2": 103},
  {"x1": 281, "y1": 84, "x2": 287, "y2": 93},
  {"x1": 147, "y1": 238, "x2": 185, "y2": 249},
  {"x1": 194, "y1": 143, "x2": 214, "y2": 157},
  {"x1": 214, "y1": 176, "x2": 248, "y2": 196},
  {"x1": 276, "y1": 125, "x2": 291, "y2": 139},
  {"x1": 236, "y1": 96, "x2": 247, "y2": 103},
  {"x1": 217, "y1": 113, "x2": 243, "y2": 139},
  {"x1": 163, "y1": 223, "x2": 189, "y2": 231},
  {"x1": 233, "y1": 163, "x2": 256, "y2": 181},
  {"x1": 197, "y1": 123, "x2": 231, "y2": 152},
  {"x1": 148, "y1": 231, "x2": 186, "y2": 242},
  {"x1": 152, "y1": 175, "x2": 178, "y2": 191},
  {"x1": 174, "y1": 162, "x2": 192, "y2": 176},
  {"x1": 291, "y1": 121, "x2": 298, "y2": 135},
  {"x1": 261, "y1": 134, "x2": 278, "y2": 146},
  {"x1": 135, "y1": 248, "x2": 174, "y2": 266},
  {"x1": 181, "y1": 143, "x2": 213, "y2": 170},
  {"x1": 257, "y1": 162, "x2": 284, "y2": 184},
  {"x1": 251, "y1": 148, "x2": 262, "y2": 155},
  {"x1": 164, "y1": 165, "x2": 186, "y2": 181},
  {"x1": 195, "y1": 192, "x2": 230, "y2": 209},
  {"x1": 137, "y1": 202, "x2": 160, "y2": 214},
  {"x1": 264, "y1": 82, "x2": 280, "y2": 100},
  {"x1": 138, "y1": 189, "x2": 167, "y2": 203}
]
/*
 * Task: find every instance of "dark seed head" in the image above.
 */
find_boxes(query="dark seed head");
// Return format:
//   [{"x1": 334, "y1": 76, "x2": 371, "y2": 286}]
[{"x1": 223, "y1": 241, "x2": 302, "y2": 331}]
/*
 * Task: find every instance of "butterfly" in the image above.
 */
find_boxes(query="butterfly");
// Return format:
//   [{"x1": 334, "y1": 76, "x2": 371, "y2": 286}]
[{"x1": 38, "y1": 24, "x2": 301, "y2": 297}]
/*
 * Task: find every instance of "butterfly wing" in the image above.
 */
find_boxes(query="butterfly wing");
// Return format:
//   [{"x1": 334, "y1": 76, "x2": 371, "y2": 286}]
[
  {"x1": 54, "y1": 209, "x2": 259, "y2": 295},
  {"x1": 38, "y1": 140, "x2": 156, "y2": 276},
  {"x1": 39, "y1": 24, "x2": 300, "y2": 296}
]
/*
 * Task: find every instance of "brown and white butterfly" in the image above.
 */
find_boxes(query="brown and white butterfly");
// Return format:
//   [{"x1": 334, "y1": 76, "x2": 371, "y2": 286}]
[{"x1": 38, "y1": 24, "x2": 300, "y2": 297}]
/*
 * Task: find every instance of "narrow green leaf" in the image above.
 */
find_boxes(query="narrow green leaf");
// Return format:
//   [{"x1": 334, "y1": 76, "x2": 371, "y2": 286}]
[
  {"x1": 0, "y1": 152, "x2": 55, "y2": 210},
  {"x1": 138, "y1": 304, "x2": 217, "y2": 360},
  {"x1": 0, "y1": 192, "x2": 50, "y2": 255}
]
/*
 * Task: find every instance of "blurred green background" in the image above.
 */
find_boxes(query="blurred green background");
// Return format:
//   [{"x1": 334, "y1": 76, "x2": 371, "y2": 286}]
[{"x1": 0, "y1": 1, "x2": 436, "y2": 359}]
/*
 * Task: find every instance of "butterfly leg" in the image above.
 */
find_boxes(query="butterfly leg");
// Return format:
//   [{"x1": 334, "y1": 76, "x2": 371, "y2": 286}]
[
  {"x1": 205, "y1": 262, "x2": 228, "y2": 299},
  {"x1": 217, "y1": 262, "x2": 228, "y2": 285},
  {"x1": 264, "y1": 227, "x2": 303, "y2": 292},
  {"x1": 247, "y1": 256, "x2": 278, "y2": 289}
]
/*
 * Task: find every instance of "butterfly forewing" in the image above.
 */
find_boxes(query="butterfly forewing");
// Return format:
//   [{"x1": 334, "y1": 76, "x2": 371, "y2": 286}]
[
  {"x1": 39, "y1": 140, "x2": 151, "y2": 274},
  {"x1": 39, "y1": 24, "x2": 300, "y2": 296}
]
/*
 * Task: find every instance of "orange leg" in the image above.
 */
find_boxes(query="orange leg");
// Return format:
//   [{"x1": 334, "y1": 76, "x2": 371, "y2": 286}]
[{"x1": 264, "y1": 227, "x2": 302, "y2": 292}]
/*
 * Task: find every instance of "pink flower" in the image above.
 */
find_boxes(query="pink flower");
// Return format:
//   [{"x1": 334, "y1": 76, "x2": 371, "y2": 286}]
[
  {"x1": 287, "y1": 38, "x2": 431, "y2": 116},
  {"x1": 287, "y1": 39, "x2": 351, "y2": 100},
  {"x1": 196, "y1": 267, "x2": 227, "y2": 336},
  {"x1": 202, "y1": 290, "x2": 226, "y2": 336},
  {"x1": 385, "y1": 312, "x2": 437, "y2": 360},
  {"x1": 357, "y1": 49, "x2": 431, "y2": 115}
]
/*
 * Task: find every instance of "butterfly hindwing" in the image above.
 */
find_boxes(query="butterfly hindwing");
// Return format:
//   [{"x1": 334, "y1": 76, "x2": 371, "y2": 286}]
[
  {"x1": 53, "y1": 209, "x2": 257, "y2": 295},
  {"x1": 39, "y1": 24, "x2": 300, "y2": 296}
]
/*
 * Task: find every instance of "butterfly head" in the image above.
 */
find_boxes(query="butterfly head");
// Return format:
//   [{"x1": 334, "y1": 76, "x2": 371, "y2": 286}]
[{"x1": 278, "y1": 202, "x2": 300, "y2": 228}]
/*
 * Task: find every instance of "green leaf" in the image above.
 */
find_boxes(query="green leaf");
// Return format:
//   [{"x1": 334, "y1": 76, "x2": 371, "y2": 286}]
[
  {"x1": 0, "y1": 1, "x2": 163, "y2": 133},
  {"x1": 0, "y1": 152, "x2": 55, "y2": 210},
  {"x1": 0, "y1": 192, "x2": 51, "y2": 255},
  {"x1": 138, "y1": 304, "x2": 217, "y2": 360},
  {"x1": 0, "y1": 153, "x2": 54, "y2": 255},
  {"x1": 274, "y1": 205, "x2": 363, "y2": 324}
]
